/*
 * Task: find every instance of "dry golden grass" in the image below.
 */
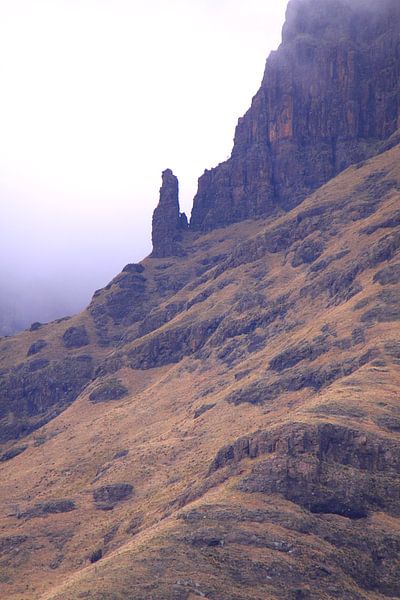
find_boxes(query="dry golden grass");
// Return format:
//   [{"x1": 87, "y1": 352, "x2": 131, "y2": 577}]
[{"x1": 0, "y1": 146, "x2": 399, "y2": 599}]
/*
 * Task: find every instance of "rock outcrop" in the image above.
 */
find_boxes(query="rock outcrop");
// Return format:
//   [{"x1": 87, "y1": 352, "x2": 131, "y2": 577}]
[
  {"x1": 190, "y1": 0, "x2": 400, "y2": 231},
  {"x1": 0, "y1": 355, "x2": 94, "y2": 441},
  {"x1": 93, "y1": 483, "x2": 134, "y2": 510},
  {"x1": 151, "y1": 169, "x2": 188, "y2": 258},
  {"x1": 0, "y1": 3, "x2": 399, "y2": 600}
]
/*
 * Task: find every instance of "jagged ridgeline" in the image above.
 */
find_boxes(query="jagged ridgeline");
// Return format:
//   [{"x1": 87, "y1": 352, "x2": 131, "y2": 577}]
[{"x1": 0, "y1": 1, "x2": 400, "y2": 599}]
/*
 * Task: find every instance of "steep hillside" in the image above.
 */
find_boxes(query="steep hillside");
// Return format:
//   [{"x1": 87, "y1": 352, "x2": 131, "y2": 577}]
[
  {"x1": 0, "y1": 1, "x2": 399, "y2": 599},
  {"x1": 0, "y1": 143, "x2": 399, "y2": 600}
]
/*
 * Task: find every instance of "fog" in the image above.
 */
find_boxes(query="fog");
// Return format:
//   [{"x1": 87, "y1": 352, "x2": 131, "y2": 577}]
[{"x1": 0, "y1": 0, "x2": 288, "y2": 335}]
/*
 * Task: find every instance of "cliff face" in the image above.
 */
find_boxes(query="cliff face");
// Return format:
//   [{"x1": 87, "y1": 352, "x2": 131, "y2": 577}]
[
  {"x1": 0, "y1": 2, "x2": 400, "y2": 600},
  {"x1": 190, "y1": 0, "x2": 400, "y2": 230}
]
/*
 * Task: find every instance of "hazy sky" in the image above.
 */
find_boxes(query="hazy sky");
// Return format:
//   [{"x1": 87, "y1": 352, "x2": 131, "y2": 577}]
[{"x1": 0, "y1": 0, "x2": 288, "y2": 332}]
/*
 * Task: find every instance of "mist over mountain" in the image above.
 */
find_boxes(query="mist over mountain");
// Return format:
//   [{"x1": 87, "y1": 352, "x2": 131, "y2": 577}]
[
  {"x1": 0, "y1": 1, "x2": 399, "y2": 599},
  {"x1": 0, "y1": 1, "x2": 286, "y2": 336}
]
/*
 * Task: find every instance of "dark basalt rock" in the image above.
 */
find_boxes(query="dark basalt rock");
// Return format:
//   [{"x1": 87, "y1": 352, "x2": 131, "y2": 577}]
[
  {"x1": 190, "y1": 0, "x2": 400, "y2": 231},
  {"x1": 209, "y1": 422, "x2": 400, "y2": 518},
  {"x1": 209, "y1": 422, "x2": 400, "y2": 477},
  {"x1": 361, "y1": 305, "x2": 400, "y2": 323},
  {"x1": 361, "y1": 288, "x2": 400, "y2": 323},
  {"x1": 27, "y1": 358, "x2": 50, "y2": 371},
  {"x1": 89, "y1": 379, "x2": 128, "y2": 403},
  {"x1": 376, "y1": 415, "x2": 400, "y2": 433},
  {"x1": 227, "y1": 350, "x2": 375, "y2": 406},
  {"x1": 93, "y1": 483, "x2": 133, "y2": 510},
  {"x1": 128, "y1": 317, "x2": 222, "y2": 369},
  {"x1": 125, "y1": 514, "x2": 144, "y2": 535},
  {"x1": 122, "y1": 263, "x2": 145, "y2": 274},
  {"x1": 301, "y1": 263, "x2": 362, "y2": 304},
  {"x1": 362, "y1": 210, "x2": 400, "y2": 235},
  {"x1": 352, "y1": 327, "x2": 366, "y2": 345},
  {"x1": 373, "y1": 263, "x2": 400, "y2": 285},
  {"x1": 0, "y1": 355, "x2": 94, "y2": 442},
  {"x1": 90, "y1": 548, "x2": 103, "y2": 563},
  {"x1": 385, "y1": 340, "x2": 400, "y2": 361},
  {"x1": 27, "y1": 339, "x2": 47, "y2": 356},
  {"x1": 19, "y1": 499, "x2": 76, "y2": 520},
  {"x1": 151, "y1": 169, "x2": 188, "y2": 258},
  {"x1": 212, "y1": 297, "x2": 291, "y2": 345},
  {"x1": 89, "y1": 267, "x2": 153, "y2": 345},
  {"x1": 103, "y1": 525, "x2": 119, "y2": 545},
  {"x1": 29, "y1": 322, "x2": 42, "y2": 332},
  {"x1": 0, "y1": 445, "x2": 27, "y2": 462},
  {"x1": 103, "y1": 281, "x2": 146, "y2": 325},
  {"x1": 308, "y1": 249, "x2": 350, "y2": 275},
  {"x1": 113, "y1": 449, "x2": 129, "y2": 460},
  {"x1": 138, "y1": 301, "x2": 186, "y2": 338},
  {"x1": 62, "y1": 325, "x2": 90, "y2": 349},
  {"x1": 193, "y1": 403, "x2": 216, "y2": 419},
  {"x1": 363, "y1": 231, "x2": 400, "y2": 268},
  {"x1": 269, "y1": 336, "x2": 330, "y2": 372},
  {"x1": 291, "y1": 238, "x2": 325, "y2": 267}
]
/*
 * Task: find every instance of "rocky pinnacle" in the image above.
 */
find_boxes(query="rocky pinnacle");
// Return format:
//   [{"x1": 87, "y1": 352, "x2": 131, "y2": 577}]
[{"x1": 151, "y1": 169, "x2": 188, "y2": 258}]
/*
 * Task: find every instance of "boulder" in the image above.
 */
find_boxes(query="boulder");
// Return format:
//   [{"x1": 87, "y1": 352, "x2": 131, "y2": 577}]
[
  {"x1": 27, "y1": 339, "x2": 47, "y2": 356},
  {"x1": 62, "y1": 326, "x2": 90, "y2": 349}
]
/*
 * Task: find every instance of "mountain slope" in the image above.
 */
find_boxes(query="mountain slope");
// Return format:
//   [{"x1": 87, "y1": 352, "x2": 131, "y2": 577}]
[
  {"x1": 0, "y1": 144, "x2": 399, "y2": 600},
  {"x1": 0, "y1": 0, "x2": 400, "y2": 598}
]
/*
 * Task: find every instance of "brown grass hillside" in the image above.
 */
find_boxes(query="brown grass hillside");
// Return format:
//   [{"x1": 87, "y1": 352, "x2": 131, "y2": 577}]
[{"x1": 0, "y1": 145, "x2": 399, "y2": 599}]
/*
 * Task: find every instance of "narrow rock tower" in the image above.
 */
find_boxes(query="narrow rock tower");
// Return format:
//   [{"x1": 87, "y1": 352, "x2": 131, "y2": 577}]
[{"x1": 151, "y1": 169, "x2": 188, "y2": 258}]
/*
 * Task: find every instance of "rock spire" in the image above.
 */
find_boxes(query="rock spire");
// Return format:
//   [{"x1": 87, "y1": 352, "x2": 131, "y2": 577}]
[{"x1": 151, "y1": 169, "x2": 188, "y2": 258}]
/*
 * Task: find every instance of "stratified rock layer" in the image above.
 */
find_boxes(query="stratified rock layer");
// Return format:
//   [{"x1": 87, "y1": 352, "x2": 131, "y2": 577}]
[
  {"x1": 151, "y1": 169, "x2": 188, "y2": 258},
  {"x1": 0, "y1": 3, "x2": 400, "y2": 599},
  {"x1": 190, "y1": 0, "x2": 400, "y2": 230}
]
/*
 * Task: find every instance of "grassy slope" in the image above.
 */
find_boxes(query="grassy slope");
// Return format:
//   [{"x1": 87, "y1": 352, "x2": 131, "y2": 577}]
[{"x1": 0, "y1": 146, "x2": 399, "y2": 599}]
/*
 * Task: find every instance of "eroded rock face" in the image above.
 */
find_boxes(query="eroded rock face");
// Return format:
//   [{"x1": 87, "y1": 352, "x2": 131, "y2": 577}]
[
  {"x1": 93, "y1": 483, "x2": 133, "y2": 510},
  {"x1": 151, "y1": 169, "x2": 188, "y2": 258},
  {"x1": 27, "y1": 339, "x2": 47, "y2": 356},
  {"x1": 128, "y1": 317, "x2": 222, "y2": 369},
  {"x1": 0, "y1": 355, "x2": 94, "y2": 441},
  {"x1": 209, "y1": 422, "x2": 400, "y2": 517},
  {"x1": 89, "y1": 379, "x2": 128, "y2": 403},
  {"x1": 62, "y1": 326, "x2": 89, "y2": 349},
  {"x1": 18, "y1": 500, "x2": 76, "y2": 520},
  {"x1": 89, "y1": 268, "x2": 149, "y2": 345},
  {"x1": 190, "y1": 0, "x2": 400, "y2": 231}
]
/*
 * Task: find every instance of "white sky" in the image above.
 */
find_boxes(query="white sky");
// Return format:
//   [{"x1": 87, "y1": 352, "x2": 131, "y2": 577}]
[{"x1": 0, "y1": 0, "x2": 288, "y2": 329}]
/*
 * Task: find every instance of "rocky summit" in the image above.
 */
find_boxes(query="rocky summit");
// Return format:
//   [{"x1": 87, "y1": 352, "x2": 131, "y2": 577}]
[
  {"x1": 0, "y1": 1, "x2": 400, "y2": 599},
  {"x1": 190, "y1": 0, "x2": 400, "y2": 231}
]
